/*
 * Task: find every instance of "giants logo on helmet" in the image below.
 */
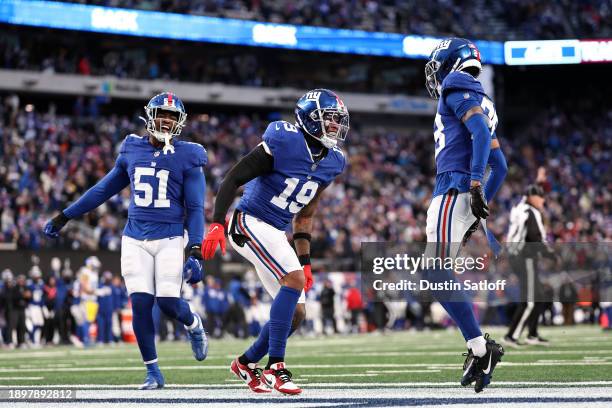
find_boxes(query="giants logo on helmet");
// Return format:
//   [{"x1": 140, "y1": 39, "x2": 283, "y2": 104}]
[
  {"x1": 432, "y1": 39, "x2": 452, "y2": 58},
  {"x1": 305, "y1": 91, "x2": 321, "y2": 101}
]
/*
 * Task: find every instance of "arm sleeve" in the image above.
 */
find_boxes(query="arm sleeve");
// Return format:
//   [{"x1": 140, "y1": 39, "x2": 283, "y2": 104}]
[
  {"x1": 63, "y1": 158, "x2": 130, "y2": 219},
  {"x1": 212, "y1": 144, "x2": 274, "y2": 224},
  {"x1": 484, "y1": 147, "x2": 508, "y2": 202},
  {"x1": 183, "y1": 166, "x2": 206, "y2": 247},
  {"x1": 445, "y1": 90, "x2": 492, "y2": 182},
  {"x1": 465, "y1": 114, "x2": 492, "y2": 182}
]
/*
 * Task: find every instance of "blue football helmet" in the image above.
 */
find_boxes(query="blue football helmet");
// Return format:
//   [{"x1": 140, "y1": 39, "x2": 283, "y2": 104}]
[
  {"x1": 425, "y1": 38, "x2": 482, "y2": 99},
  {"x1": 144, "y1": 92, "x2": 187, "y2": 142},
  {"x1": 295, "y1": 89, "x2": 349, "y2": 149}
]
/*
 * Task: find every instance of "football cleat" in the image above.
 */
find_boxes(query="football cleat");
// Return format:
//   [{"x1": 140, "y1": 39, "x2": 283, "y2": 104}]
[
  {"x1": 461, "y1": 349, "x2": 478, "y2": 386},
  {"x1": 262, "y1": 362, "x2": 302, "y2": 395},
  {"x1": 186, "y1": 313, "x2": 208, "y2": 361},
  {"x1": 139, "y1": 369, "x2": 164, "y2": 390},
  {"x1": 472, "y1": 334, "x2": 504, "y2": 393},
  {"x1": 525, "y1": 335, "x2": 550, "y2": 346},
  {"x1": 230, "y1": 358, "x2": 272, "y2": 393}
]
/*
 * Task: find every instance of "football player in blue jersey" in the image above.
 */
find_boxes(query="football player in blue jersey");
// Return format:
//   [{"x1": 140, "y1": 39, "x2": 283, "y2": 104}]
[
  {"x1": 43, "y1": 92, "x2": 209, "y2": 390},
  {"x1": 424, "y1": 38, "x2": 508, "y2": 392},
  {"x1": 202, "y1": 89, "x2": 348, "y2": 395}
]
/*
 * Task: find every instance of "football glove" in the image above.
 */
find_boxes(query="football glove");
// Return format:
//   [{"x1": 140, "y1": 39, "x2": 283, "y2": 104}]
[
  {"x1": 183, "y1": 244, "x2": 204, "y2": 284},
  {"x1": 469, "y1": 185, "x2": 489, "y2": 219},
  {"x1": 43, "y1": 212, "x2": 70, "y2": 238},
  {"x1": 202, "y1": 223, "x2": 226, "y2": 260},
  {"x1": 298, "y1": 254, "x2": 313, "y2": 292},
  {"x1": 462, "y1": 220, "x2": 480, "y2": 246},
  {"x1": 303, "y1": 264, "x2": 313, "y2": 292}
]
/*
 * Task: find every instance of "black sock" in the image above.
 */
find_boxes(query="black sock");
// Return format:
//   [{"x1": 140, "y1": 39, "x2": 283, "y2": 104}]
[
  {"x1": 238, "y1": 354, "x2": 252, "y2": 366},
  {"x1": 266, "y1": 356, "x2": 283, "y2": 370}
]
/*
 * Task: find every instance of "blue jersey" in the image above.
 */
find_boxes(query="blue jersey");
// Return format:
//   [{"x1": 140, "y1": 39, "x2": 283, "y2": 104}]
[
  {"x1": 97, "y1": 283, "x2": 114, "y2": 315},
  {"x1": 237, "y1": 121, "x2": 346, "y2": 230},
  {"x1": 433, "y1": 72, "x2": 498, "y2": 197},
  {"x1": 65, "y1": 134, "x2": 207, "y2": 243},
  {"x1": 28, "y1": 282, "x2": 45, "y2": 306}
]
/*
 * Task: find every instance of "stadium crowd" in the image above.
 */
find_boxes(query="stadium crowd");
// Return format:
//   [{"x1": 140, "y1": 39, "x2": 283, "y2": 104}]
[
  {"x1": 0, "y1": 27, "x2": 424, "y2": 94},
  {"x1": 0, "y1": 92, "x2": 610, "y2": 349},
  {"x1": 0, "y1": 95, "x2": 609, "y2": 257},
  {"x1": 60, "y1": 0, "x2": 611, "y2": 40}
]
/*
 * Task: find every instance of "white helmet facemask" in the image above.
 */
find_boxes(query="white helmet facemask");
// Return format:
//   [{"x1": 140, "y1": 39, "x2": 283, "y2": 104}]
[{"x1": 144, "y1": 106, "x2": 186, "y2": 155}]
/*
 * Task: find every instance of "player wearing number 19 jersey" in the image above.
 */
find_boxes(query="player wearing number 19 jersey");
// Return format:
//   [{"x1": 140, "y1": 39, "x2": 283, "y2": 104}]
[
  {"x1": 423, "y1": 38, "x2": 507, "y2": 393},
  {"x1": 202, "y1": 89, "x2": 348, "y2": 395},
  {"x1": 43, "y1": 92, "x2": 209, "y2": 390}
]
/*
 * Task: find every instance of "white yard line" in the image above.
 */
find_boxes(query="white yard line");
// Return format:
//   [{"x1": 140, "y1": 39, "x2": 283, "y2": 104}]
[{"x1": 1, "y1": 360, "x2": 612, "y2": 373}]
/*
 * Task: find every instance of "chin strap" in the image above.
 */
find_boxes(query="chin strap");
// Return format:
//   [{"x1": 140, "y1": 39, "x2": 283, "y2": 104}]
[{"x1": 162, "y1": 133, "x2": 175, "y2": 155}]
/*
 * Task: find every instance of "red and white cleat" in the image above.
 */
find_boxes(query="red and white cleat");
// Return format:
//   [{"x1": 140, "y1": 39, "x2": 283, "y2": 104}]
[
  {"x1": 230, "y1": 358, "x2": 272, "y2": 393},
  {"x1": 262, "y1": 362, "x2": 302, "y2": 395}
]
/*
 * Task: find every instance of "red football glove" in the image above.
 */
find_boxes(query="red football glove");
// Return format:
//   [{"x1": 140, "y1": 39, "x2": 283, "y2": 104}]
[
  {"x1": 202, "y1": 223, "x2": 226, "y2": 260},
  {"x1": 303, "y1": 264, "x2": 313, "y2": 292}
]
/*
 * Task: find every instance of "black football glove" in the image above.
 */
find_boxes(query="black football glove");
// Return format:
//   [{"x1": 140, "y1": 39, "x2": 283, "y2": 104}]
[
  {"x1": 462, "y1": 219, "x2": 480, "y2": 246},
  {"x1": 469, "y1": 185, "x2": 489, "y2": 219},
  {"x1": 43, "y1": 212, "x2": 70, "y2": 238}
]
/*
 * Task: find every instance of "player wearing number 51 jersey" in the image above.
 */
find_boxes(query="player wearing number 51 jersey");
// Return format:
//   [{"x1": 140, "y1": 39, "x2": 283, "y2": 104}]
[
  {"x1": 202, "y1": 89, "x2": 348, "y2": 395},
  {"x1": 43, "y1": 92, "x2": 209, "y2": 390},
  {"x1": 423, "y1": 38, "x2": 508, "y2": 393}
]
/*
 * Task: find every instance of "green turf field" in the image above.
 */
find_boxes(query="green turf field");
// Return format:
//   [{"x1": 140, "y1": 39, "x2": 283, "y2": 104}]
[{"x1": 0, "y1": 326, "x2": 610, "y2": 388}]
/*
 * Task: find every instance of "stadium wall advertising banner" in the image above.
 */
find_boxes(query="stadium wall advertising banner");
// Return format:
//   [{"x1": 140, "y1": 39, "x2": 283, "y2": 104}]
[
  {"x1": 505, "y1": 39, "x2": 612, "y2": 65},
  {"x1": 0, "y1": 0, "x2": 505, "y2": 64}
]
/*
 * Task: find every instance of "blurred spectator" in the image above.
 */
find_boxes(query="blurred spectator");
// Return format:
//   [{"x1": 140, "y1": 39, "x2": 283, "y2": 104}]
[
  {"x1": 1, "y1": 269, "x2": 15, "y2": 346},
  {"x1": 111, "y1": 275, "x2": 128, "y2": 342},
  {"x1": 9, "y1": 274, "x2": 31, "y2": 348},
  {"x1": 559, "y1": 274, "x2": 578, "y2": 325},
  {"x1": 56, "y1": 269, "x2": 76, "y2": 345},
  {"x1": 42, "y1": 275, "x2": 58, "y2": 343},
  {"x1": 96, "y1": 271, "x2": 114, "y2": 344},
  {"x1": 202, "y1": 276, "x2": 229, "y2": 338},
  {"x1": 320, "y1": 279, "x2": 338, "y2": 334},
  {"x1": 345, "y1": 282, "x2": 363, "y2": 333},
  {"x1": 226, "y1": 275, "x2": 250, "y2": 338},
  {"x1": 27, "y1": 266, "x2": 45, "y2": 347}
]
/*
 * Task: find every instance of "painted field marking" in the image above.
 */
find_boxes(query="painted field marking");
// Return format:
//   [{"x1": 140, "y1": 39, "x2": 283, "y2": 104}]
[
  {"x1": 2, "y1": 360, "x2": 612, "y2": 374},
  {"x1": 366, "y1": 370, "x2": 442, "y2": 374},
  {"x1": 300, "y1": 373, "x2": 379, "y2": 378}
]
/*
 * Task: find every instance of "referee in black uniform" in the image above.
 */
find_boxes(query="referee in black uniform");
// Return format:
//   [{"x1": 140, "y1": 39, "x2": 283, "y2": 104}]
[{"x1": 504, "y1": 184, "x2": 556, "y2": 346}]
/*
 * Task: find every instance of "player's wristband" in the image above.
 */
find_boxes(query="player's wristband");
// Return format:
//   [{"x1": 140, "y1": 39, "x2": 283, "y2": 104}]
[
  {"x1": 187, "y1": 244, "x2": 203, "y2": 260},
  {"x1": 298, "y1": 254, "x2": 311, "y2": 266},
  {"x1": 293, "y1": 232, "x2": 312, "y2": 242},
  {"x1": 57, "y1": 211, "x2": 71, "y2": 223}
]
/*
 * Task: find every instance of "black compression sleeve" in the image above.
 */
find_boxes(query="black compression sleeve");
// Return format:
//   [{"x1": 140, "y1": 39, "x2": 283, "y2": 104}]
[{"x1": 212, "y1": 144, "x2": 274, "y2": 224}]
